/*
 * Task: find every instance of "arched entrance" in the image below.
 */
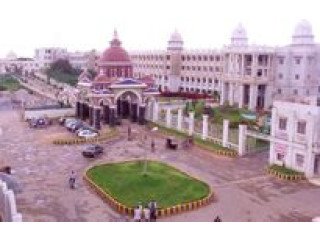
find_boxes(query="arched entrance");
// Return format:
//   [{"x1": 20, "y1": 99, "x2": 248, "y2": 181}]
[{"x1": 115, "y1": 90, "x2": 145, "y2": 124}]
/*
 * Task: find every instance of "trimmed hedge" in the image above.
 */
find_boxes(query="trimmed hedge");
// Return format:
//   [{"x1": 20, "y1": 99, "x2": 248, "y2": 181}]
[
  {"x1": 53, "y1": 129, "x2": 118, "y2": 145},
  {"x1": 267, "y1": 164, "x2": 305, "y2": 181}
]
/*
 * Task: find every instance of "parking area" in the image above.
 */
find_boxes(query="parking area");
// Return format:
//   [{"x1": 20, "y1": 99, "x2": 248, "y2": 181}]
[{"x1": 1, "y1": 95, "x2": 320, "y2": 221}]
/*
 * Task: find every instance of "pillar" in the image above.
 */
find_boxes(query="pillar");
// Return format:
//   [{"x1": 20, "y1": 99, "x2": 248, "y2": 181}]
[
  {"x1": 89, "y1": 105, "x2": 94, "y2": 126},
  {"x1": 229, "y1": 83, "x2": 234, "y2": 106},
  {"x1": 103, "y1": 105, "x2": 110, "y2": 124},
  {"x1": 79, "y1": 102, "x2": 84, "y2": 120},
  {"x1": 166, "y1": 108, "x2": 171, "y2": 128},
  {"x1": 75, "y1": 101, "x2": 80, "y2": 118},
  {"x1": 220, "y1": 83, "x2": 225, "y2": 105},
  {"x1": 109, "y1": 106, "x2": 116, "y2": 127},
  {"x1": 117, "y1": 99, "x2": 121, "y2": 116},
  {"x1": 131, "y1": 102, "x2": 138, "y2": 122},
  {"x1": 222, "y1": 119, "x2": 229, "y2": 147},
  {"x1": 177, "y1": 108, "x2": 182, "y2": 130},
  {"x1": 153, "y1": 102, "x2": 159, "y2": 122},
  {"x1": 239, "y1": 85, "x2": 244, "y2": 109},
  {"x1": 94, "y1": 107, "x2": 101, "y2": 130},
  {"x1": 286, "y1": 111, "x2": 295, "y2": 168},
  {"x1": 138, "y1": 104, "x2": 146, "y2": 125},
  {"x1": 249, "y1": 85, "x2": 257, "y2": 111},
  {"x1": 269, "y1": 107, "x2": 277, "y2": 165},
  {"x1": 83, "y1": 103, "x2": 89, "y2": 120},
  {"x1": 305, "y1": 114, "x2": 315, "y2": 178},
  {"x1": 188, "y1": 112, "x2": 195, "y2": 136},
  {"x1": 202, "y1": 114, "x2": 209, "y2": 140},
  {"x1": 238, "y1": 124, "x2": 247, "y2": 156}
]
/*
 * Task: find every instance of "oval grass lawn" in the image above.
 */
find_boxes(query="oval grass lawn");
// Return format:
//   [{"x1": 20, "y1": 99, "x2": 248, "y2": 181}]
[{"x1": 86, "y1": 160, "x2": 211, "y2": 208}]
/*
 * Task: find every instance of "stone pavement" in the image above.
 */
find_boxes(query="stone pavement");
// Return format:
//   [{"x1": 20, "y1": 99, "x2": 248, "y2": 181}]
[{"x1": 1, "y1": 95, "x2": 320, "y2": 221}]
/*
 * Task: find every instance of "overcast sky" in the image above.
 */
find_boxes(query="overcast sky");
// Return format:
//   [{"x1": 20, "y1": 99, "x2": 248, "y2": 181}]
[{"x1": 0, "y1": 0, "x2": 319, "y2": 58}]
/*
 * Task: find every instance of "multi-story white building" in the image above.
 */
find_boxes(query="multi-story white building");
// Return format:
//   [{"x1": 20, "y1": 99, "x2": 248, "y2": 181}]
[
  {"x1": 130, "y1": 20, "x2": 320, "y2": 112},
  {"x1": 34, "y1": 47, "x2": 68, "y2": 69},
  {"x1": 269, "y1": 97, "x2": 320, "y2": 178}
]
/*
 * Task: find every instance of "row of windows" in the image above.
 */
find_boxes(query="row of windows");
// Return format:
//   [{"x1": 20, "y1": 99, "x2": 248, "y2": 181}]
[
  {"x1": 181, "y1": 77, "x2": 219, "y2": 84},
  {"x1": 278, "y1": 118, "x2": 306, "y2": 135},
  {"x1": 276, "y1": 153, "x2": 305, "y2": 168},
  {"x1": 180, "y1": 88, "x2": 215, "y2": 94},
  {"x1": 182, "y1": 65, "x2": 222, "y2": 72},
  {"x1": 181, "y1": 55, "x2": 222, "y2": 62},
  {"x1": 277, "y1": 88, "x2": 311, "y2": 95},
  {"x1": 131, "y1": 54, "x2": 223, "y2": 62},
  {"x1": 278, "y1": 73, "x2": 311, "y2": 80},
  {"x1": 278, "y1": 56, "x2": 313, "y2": 65}
]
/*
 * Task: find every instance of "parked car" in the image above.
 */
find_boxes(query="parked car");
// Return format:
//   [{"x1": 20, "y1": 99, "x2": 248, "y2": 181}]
[
  {"x1": 77, "y1": 129, "x2": 98, "y2": 139},
  {"x1": 64, "y1": 118, "x2": 77, "y2": 127},
  {"x1": 76, "y1": 126, "x2": 98, "y2": 135},
  {"x1": 28, "y1": 117, "x2": 51, "y2": 128},
  {"x1": 70, "y1": 122, "x2": 85, "y2": 132},
  {"x1": 66, "y1": 120, "x2": 81, "y2": 131},
  {"x1": 82, "y1": 144, "x2": 104, "y2": 158}
]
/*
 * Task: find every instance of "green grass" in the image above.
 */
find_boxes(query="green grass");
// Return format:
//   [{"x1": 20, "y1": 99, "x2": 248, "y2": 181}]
[
  {"x1": 269, "y1": 164, "x2": 304, "y2": 176},
  {"x1": 87, "y1": 161, "x2": 210, "y2": 208},
  {"x1": 212, "y1": 106, "x2": 253, "y2": 123},
  {"x1": 0, "y1": 74, "x2": 22, "y2": 91}
]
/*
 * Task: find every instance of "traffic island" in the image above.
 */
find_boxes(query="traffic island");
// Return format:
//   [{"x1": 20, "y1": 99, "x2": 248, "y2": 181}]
[
  {"x1": 267, "y1": 164, "x2": 305, "y2": 181},
  {"x1": 84, "y1": 160, "x2": 213, "y2": 218}
]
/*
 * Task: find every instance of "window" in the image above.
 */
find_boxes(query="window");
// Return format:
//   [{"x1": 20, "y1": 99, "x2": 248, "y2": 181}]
[
  {"x1": 295, "y1": 58, "x2": 301, "y2": 65},
  {"x1": 296, "y1": 154, "x2": 304, "y2": 167},
  {"x1": 279, "y1": 57, "x2": 284, "y2": 64},
  {"x1": 295, "y1": 74, "x2": 300, "y2": 80},
  {"x1": 297, "y1": 121, "x2": 306, "y2": 134},
  {"x1": 277, "y1": 153, "x2": 285, "y2": 161},
  {"x1": 318, "y1": 86, "x2": 320, "y2": 93},
  {"x1": 293, "y1": 89, "x2": 298, "y2": 95},
  {"x1": 166, "y1": 55, "x2": 170, "y2": 60},
  {"x1": 278, "y1": 73, "x2": 283, "y2": 79},
  {"x1": 279, "y1": 118, "x2": 287, "y2": 130}
]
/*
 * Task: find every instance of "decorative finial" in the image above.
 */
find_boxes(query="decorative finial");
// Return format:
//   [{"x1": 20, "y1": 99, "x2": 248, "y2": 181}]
[{"x1": 114, "y1": 29, "x2": 118, "y2": 39}]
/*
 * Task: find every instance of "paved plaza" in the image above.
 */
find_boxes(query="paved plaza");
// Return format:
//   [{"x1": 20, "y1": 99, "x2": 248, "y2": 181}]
[{"x1": 1, "y1": 95, "x2": 320, "y2": 222}]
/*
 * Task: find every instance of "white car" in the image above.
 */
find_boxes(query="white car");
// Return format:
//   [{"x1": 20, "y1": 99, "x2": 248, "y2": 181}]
[{"x1": 77, "y1": 130, "x2": 98, "y2": 139}]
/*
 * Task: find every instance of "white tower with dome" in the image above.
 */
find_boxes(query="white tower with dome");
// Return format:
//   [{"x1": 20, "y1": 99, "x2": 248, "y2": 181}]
[
  {"x1": 292, "y1": 20, "x2": 315, "y2": 45},
  {"x1": 230, "y1": 23, "x2": 248, "y2": 46}
]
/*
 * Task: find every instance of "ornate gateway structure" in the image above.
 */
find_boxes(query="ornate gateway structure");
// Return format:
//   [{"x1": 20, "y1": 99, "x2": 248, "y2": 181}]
[{"x1": 75, "y1": 31, "x2": 159, "y2": 129}]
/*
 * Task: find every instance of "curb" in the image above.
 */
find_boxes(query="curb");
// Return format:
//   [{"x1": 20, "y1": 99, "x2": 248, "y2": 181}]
[
  {"x1": 266, "y1": 167, "x2": 305, "y2": 181},
  {"x1": 83, "y1": 160, "x2": 214, "y2": 219}
]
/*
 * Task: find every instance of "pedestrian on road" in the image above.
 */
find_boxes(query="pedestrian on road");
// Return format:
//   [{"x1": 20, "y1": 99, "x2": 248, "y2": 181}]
[
  {"x1": 133, "y1": 206, "x2": 142, "y2": 222},
  {"x1": 213, "y1": 216, "x2": 222, "y2": 222},
  {"x1": 149, "y1": 200, "x2": 157, "y2": 222},
  {"x1": 128, "y1": 125, "x2": 132, "y2": 141},
  {"x1": 151, "y1": 139, "x2": 155, "y2": 153},
  {"x1": 143, "y1": 206, "x2": 151, "y2": 222},
  {"x1": 69, "y1": 170, "x2": 76, "y2": 189}
]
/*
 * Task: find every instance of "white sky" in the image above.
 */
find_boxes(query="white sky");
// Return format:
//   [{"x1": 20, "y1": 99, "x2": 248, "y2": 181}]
[{"x1": 0, "y1": 0, "x2": 319, "y2": 58}]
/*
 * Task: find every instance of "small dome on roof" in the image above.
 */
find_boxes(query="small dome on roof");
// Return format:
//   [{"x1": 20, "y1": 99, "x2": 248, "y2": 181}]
[
  {"x1": 231, "y1": 23, "x2": 248, "y2": 46},
  {"x1": 292, "y1": 20, "x2": 314, "y2": 45},
  {"x1": 167, "y1": 29, "x2": 184, "y2": 50}
]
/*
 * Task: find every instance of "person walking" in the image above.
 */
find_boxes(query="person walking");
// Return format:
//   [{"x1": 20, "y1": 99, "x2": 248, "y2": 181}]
[
  {"x1": 69, "y1": 170, "x2": 76, "y2": 189},
  {"x1": 149, "y1": 200, "x2": 157, "y2": 222},
  {"x1": 151, "y1": 139, "x2": 155, "y2": 153},
  {"x1": 143, "y1": 206, "x2": 151, "y2": 222},
  {"x1": 133, "y1": 206, "x2": 142, "y2": 222}
]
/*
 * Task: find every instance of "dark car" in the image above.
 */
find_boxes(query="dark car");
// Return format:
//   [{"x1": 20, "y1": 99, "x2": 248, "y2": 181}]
[
  {"x1": 29, "y1": 118, "x2": 50, "y2": 128},
  {"x1": 70, "y1": 122, "x2": 85, "y2": 132},
  {"x1": 82, "y1": 144, "x2": 104, "y2": 158}
]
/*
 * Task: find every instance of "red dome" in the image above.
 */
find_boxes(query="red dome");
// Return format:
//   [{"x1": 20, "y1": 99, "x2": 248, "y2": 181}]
[
  {"x1": 100, "y1": 46, "x2": 130, "y2": 62},
  {"x1": 99, "y1": 31, "x2": 131, "y2": 63}
]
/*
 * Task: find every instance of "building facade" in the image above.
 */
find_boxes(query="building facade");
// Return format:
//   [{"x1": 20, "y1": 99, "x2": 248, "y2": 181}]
[
  {"x1": 130, "y1": 20, "x2": 320, "y2": 111},
  {"x1": 269, "y1": 97, "x2": 320, "y2": 178}
]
